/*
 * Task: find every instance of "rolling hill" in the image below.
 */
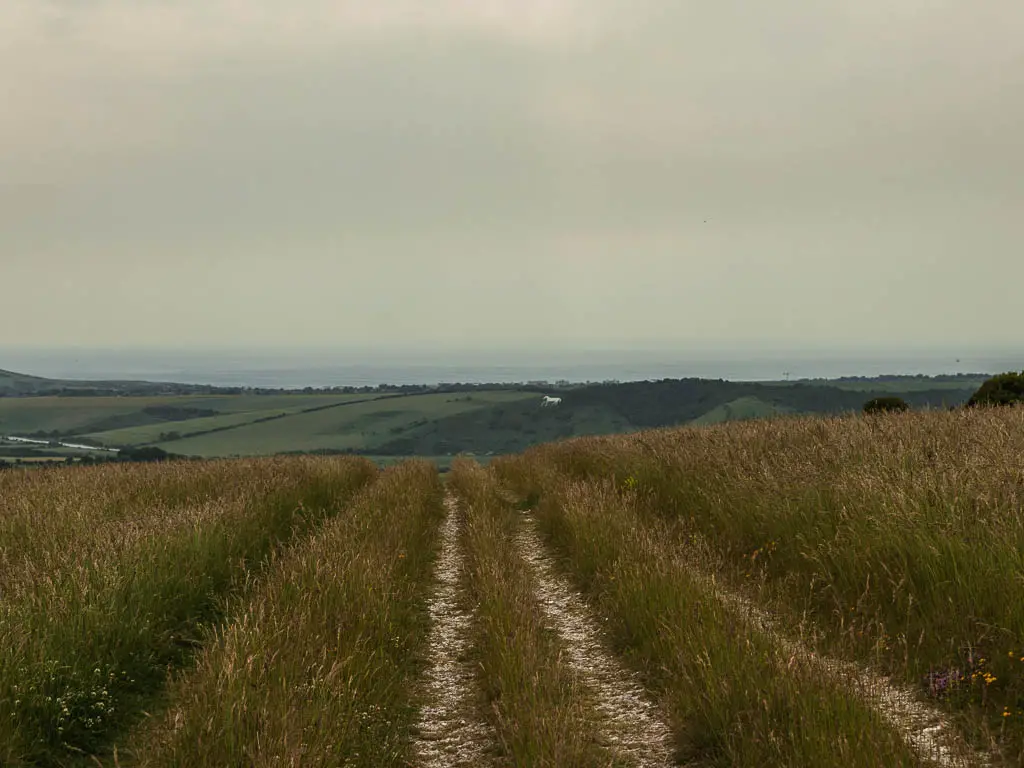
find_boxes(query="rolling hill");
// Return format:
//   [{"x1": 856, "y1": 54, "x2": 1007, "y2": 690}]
[{"x1": 0, "y1": 367, "x2": 985, "y2": 464}]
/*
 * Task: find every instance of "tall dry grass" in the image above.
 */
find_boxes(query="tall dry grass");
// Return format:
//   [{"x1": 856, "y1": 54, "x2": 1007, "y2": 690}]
[
  {"x1": 501, "y1": 405, "x2": 1024, "y2": 762},
  {"x1": 118, "y1": 459, "x2": 444, "y2": 767},
  {"x1": 495, "y1": 457, "x2": 925, "y2": 766},
  {"x1": 448, "y1": 458, "x2": 609, "y2": 767},
  {"x1": 0, "y1": 456, "x2": 377, "y2": 766},
  {"x1": 0, "y1": 459, "x2": 323, "y2": 594}
]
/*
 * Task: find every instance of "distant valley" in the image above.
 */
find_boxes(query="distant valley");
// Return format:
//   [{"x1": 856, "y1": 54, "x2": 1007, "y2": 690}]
[{"x1": 0, "y1": 367, "x2": 989, "y2": 468}]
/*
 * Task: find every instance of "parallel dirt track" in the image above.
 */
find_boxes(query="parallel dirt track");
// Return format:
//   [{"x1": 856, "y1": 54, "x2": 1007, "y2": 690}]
[
  {"x1": 412, "y1": 492, "x2": 498, "y2": 767},
  {"x1": 516, "y1": 514, "x2": 675, "y2": 768},
  {"x1": 698, "y1": 569, "x2": 996, "y2": 768}
]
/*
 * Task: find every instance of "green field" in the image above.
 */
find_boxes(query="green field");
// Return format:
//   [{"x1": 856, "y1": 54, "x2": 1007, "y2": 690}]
[
  {"x1": 82, "y1": 395, "x2": 388, "y2": 447},
  {"x1": 689, "y1": 395, "x2": 794, "y2": 426},
  {"x1": 0, "y1": 394, "x2": 369, "y2": 437},
  {"x1": 145, "y1": 391, "x2": 536, "y2": 457}
]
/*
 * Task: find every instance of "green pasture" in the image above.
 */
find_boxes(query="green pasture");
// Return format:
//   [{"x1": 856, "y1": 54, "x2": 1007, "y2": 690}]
[
  {"x1": 366, "y1": 398, "x2": 635, "y2": 457},
  {"x1": 0, "y1": 394, "x2": 372, "y2": 438},
  {"x1": 690, "y1": 396, "x2": 793, "y2": 426},
  {"x1": 148, "y1": 391, "x2": 536, "y2": 457},
  {"x1": 84, "y1": 410, "x2": 291, "y2": 447}
]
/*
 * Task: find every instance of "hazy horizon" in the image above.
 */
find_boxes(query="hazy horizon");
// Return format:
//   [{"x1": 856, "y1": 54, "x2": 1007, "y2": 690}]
[
  {"x1": 3, "y1": 343, "x2": 1018, "y2": 389},
  {"x1": 4, "y1": 340, "x2": 1020, "y2": 360},
  {"x1": 4, "y1": 2, "x2": 1023, "y2": 352}
]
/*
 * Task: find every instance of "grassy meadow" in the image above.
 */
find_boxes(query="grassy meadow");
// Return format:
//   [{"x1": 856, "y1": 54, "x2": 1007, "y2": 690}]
[
  {"x1": 0, "y1": 456, "x2": 378, "y2": 765},
  {"x1": 496, "y1": 404, "x2": 1024, "y2": 764},
  {"x1": 1, "y1": 403, "x2": 1020, "y2": 765}
]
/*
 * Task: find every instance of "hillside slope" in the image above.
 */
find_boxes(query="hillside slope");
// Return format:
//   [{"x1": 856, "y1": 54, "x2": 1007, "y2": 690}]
[
  {"x1": 0, "y1": 369, "x2": 53, "y2": 394},
  {"x1": 0, "y1": 369, "x2": 981, "y2": 461},
  {"x1": 369, "y1": 378, "x2": 976, "y2": 456}
]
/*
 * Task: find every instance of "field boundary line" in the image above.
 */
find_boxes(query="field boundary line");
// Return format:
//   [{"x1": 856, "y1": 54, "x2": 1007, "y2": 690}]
[
  {"x1": 412, "y1": 490, "x2": 497, "y2": 767},
  {"x1": 693, "y1": 567, "x2": 997, "y2": 768},
  {"x1": 130, "y1": 394, "x2": 407, "y2": 446},
  {"x1": 516, "y1": 512, "x2": 674, "y2": 767}
]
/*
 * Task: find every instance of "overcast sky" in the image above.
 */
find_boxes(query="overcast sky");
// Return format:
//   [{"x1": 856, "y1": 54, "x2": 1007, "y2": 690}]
[{"x1": 3, "y1": 1, "x2": 1022, "y2": 354}]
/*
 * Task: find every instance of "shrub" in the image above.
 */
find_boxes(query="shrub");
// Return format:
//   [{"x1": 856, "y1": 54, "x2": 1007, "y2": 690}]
[
  {"x1": 862, "y1": 396, "x2": 910, "y2": 415},
  {"x1": 967, "y1": 371, "x2": 1024, "y2": 407}
]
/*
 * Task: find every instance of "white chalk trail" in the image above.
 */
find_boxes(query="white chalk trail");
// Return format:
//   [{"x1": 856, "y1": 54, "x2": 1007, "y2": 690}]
[
  {"x1": 411, "y1": 492, "x2": 497, "y2": 768},
  {"x1": 516, "y1": 514, "x2": 675, "y2": 768},
  {"x1": 698, "y1": 569, "x2": 996, "y2": 768}
]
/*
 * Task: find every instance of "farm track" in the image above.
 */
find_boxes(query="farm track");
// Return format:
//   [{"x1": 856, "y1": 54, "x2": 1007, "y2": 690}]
[
  {"x1": 412, "y1": 491, "x2": 498, "y2": 767},
  {"x1": 515, "y1": 512, "x2": 675, "y2": 768},
  {"x1": 696, "y1": 572, "x2": 996, "y2": 768}
]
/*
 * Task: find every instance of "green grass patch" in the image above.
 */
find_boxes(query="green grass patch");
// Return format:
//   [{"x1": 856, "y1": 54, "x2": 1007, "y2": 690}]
[
  {"x1": 148, "y1": 391, "x2": 535, "y2": 457},
  {"x1": 690, "y1": 396, "x2": 791, "y2": 426},
  {"x1": 0, "y1": 395, "x2": 371, "y2": 439},
  {"x1": 84, "y1": 409, "x2": 293, "y2": 446}
]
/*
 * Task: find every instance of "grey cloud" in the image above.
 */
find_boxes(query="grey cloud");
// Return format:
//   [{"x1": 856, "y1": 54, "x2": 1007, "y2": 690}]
[{"x1": 2, "y1": 1, "x2": 1022, "y2": 352}]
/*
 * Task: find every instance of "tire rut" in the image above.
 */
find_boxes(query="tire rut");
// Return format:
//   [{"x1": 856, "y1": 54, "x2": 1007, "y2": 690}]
[
  {"x1": 516, "y1": 513, "x2": 675, "y2": 768},
  {"x1": 698, "y1": 570, "x2": 996, "y2": 768},
  {"x1": 411, "y1": 491, "x2": 497, "y2": 768}
]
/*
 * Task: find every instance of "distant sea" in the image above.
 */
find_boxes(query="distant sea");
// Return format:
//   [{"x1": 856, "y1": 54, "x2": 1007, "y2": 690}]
[{"x1": 2, "y1": 348, "x2": 1020, "y2": 389}]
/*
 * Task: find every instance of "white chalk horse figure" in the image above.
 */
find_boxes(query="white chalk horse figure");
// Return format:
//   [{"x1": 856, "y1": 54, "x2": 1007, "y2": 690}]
[{"x1": 540, "y1": 395, "x2": 562, "y2": 407}]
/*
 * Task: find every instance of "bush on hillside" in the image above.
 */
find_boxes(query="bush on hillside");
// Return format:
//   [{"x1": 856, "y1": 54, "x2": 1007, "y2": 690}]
[
  {"x1": 967, "y1": 371, "x2": 1024, "y2": 407},
  {"x1": 863, "y1": 396, "x2": 910, "y2": 415},
  {"x1": 119, "y1": 446, "x2": 174, "y2": 462}
]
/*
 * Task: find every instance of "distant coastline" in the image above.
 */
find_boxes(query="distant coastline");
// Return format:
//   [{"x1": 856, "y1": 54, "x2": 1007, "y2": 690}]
[{"x1": 1, "y1": 347, "x2": 1019, "y2": 390}]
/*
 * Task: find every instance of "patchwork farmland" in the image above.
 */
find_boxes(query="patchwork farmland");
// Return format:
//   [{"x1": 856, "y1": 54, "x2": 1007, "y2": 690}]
[
  {"x1": 1, "y1": 405, "x2": 1021, "y2": 766},
  {"x1": 0, "y1": 372, "x2": 986, "y2": 468}
]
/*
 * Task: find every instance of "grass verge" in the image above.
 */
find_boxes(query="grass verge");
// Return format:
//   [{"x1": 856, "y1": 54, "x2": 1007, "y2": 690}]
[
  {"x1": 117, "y1": 459, "x2": 444, "y2": 767},
  {"x1": 496, "y1": 457, "x2": 928, "y2": 767},
  {"x1": 0, "y1": 456, "x2": 377, "y2": 766}
]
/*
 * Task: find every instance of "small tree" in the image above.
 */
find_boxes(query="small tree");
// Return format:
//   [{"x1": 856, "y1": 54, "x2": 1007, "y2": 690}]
[
  {"x1": 967, "y1": 371, "x2": 1024, "y2": 407},
  {"x1": 863, "y1": 396, "x2": 910, "y2": 415}
]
